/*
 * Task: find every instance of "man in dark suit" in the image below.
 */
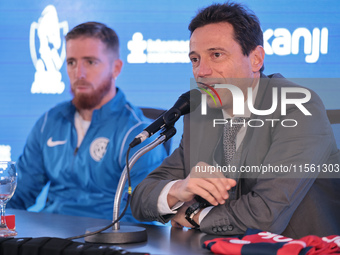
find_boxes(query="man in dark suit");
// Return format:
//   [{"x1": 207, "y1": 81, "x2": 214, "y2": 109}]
[{"x1": 131, "y1": 2, "x2": 340, "y2": 238}]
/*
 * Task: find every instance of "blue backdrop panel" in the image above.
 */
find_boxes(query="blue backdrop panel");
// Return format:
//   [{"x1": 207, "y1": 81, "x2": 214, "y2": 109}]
[{"x1": 0, "y1": 0, "x2": 339, "y2": 161}]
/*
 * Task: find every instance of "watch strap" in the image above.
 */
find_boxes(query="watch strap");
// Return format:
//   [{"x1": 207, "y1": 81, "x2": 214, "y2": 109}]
[{"x1": 185, "y1": 202, "x2": 201, "y2": 228}]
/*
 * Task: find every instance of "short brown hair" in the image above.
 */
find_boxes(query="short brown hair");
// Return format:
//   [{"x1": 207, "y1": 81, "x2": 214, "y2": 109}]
[
  {"x1": 189, "y1": 2, "x2": 264, "y2": 72},
  {"x1": 65, "y1": 22, "x2": 120, "y2": 57}
]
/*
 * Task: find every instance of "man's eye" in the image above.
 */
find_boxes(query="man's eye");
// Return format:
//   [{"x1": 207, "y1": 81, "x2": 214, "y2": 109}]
[
  {"x1": 67, "y1": 60, "x2": 75, "y2": 66},
  {"x1": 214, "y1": 52, "x2": 221, "y2": 58},
  {"x1": 190, "y1": 57, "x2": 198, "y2": 63}
]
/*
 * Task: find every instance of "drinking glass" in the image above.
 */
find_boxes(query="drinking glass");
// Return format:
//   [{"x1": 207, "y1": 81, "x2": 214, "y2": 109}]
[{"x1": 0, "y1": 161, "x2": 17, "y2": 237}]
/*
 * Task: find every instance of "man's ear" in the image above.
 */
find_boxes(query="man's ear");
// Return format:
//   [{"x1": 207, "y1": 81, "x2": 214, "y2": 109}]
[
  {"x1": 112, "y1": 59, "x2": 123, "y2": 79},
  {"x1": 250, "y1": 45, "x2": 265, "y2": 73}
]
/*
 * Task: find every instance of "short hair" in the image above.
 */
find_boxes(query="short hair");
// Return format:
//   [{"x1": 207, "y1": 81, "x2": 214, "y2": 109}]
[
  {"x1": 188, "y1": 2, "x2": 264, "y2": 72},
  {"x1": 65, "y1": 22, "x2": 119, "y2": 57}
]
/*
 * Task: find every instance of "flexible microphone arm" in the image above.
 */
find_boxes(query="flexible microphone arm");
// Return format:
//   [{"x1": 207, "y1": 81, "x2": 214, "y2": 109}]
[
  {"x1": 112, "y1": 126, "x2": 176, "y2": 230},
  {"x1": 84, "y1": 126, "x2": 176, "y2": 244}
]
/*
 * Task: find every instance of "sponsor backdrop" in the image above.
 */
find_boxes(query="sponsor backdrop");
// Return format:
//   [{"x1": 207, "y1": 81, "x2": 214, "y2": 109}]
[{"x1": 1, "y1": 0, "x2": 339, "y2": 162}]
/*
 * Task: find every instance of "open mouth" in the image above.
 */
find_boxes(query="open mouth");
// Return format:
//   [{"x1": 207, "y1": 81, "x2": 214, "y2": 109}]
[
  {"x1": 196, "y1": 81, "x2": 216, "y2": 89},
  {"x1": 196, "y1": 82, "x2": 222, "y2": 106}
]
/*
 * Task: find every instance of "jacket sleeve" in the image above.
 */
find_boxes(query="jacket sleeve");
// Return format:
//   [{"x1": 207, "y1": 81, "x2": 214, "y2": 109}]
[
  {"x1": 8, "y1": 114, "x2": 49, "y2": 209},
  {"x1": 130, "y1": 135, "x2": 187, "y2": 223}
]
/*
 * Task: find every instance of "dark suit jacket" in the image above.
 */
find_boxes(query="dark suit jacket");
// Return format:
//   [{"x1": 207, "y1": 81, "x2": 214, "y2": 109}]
[{"x1": 131, "y1": 73, "x2": 340, "y2": 239}]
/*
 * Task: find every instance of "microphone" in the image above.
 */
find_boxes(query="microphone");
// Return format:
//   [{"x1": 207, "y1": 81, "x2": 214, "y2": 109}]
[{"x1": 130, "y1": 89, "x2": 202, "y2": 148}]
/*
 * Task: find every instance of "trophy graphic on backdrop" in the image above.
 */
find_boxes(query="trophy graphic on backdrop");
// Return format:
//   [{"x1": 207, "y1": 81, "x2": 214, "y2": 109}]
[{"x1": 29, "y1": 5, "x2": 68, "y2": 94}]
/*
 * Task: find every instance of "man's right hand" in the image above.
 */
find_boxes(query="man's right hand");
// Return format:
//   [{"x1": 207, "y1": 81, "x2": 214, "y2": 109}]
[{"x1": 167, "y1": 162, "x2": 237, "y2": 208}]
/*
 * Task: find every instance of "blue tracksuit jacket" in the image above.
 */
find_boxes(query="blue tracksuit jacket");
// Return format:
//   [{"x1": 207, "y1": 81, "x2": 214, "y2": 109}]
[{"x1": 9, "y1": 88, "x2": 168, "y2": 223}]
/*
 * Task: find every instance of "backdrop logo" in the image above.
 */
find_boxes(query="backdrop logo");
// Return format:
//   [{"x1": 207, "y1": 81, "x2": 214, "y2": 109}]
[
  {"x1": 264, "y1": 27, "x2": 328, "y2": 63},
  {"x1": 29, "y1": 5, "x2": 69, "y2": 94},
  {"x1": 127, "y1": 32, "x2": 189, "y2": 63}
]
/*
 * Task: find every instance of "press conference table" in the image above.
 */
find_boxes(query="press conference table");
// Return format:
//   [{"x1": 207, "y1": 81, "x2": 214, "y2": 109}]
[{"x1": 7, "y1": 209, "x2": 217, "y2": 255}]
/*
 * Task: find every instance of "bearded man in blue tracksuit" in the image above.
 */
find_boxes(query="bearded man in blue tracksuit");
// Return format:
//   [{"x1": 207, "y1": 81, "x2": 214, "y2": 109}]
[{"x1": 8, "y1": 22, "x2": 168, "y2": 222}]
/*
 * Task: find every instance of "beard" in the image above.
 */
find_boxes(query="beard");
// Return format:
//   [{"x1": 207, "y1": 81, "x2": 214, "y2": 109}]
[{"x1": 71, "y1": 75, "x2": 112, "y2": 110}]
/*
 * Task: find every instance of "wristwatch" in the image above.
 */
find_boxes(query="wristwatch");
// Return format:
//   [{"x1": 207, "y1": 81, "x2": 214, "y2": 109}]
[
  {"x1": 185, "y1": 202, "x2": 201, "y2": 229},
  {"x1": 185, "y1": 196, "x2": 211, "y2": 228}
]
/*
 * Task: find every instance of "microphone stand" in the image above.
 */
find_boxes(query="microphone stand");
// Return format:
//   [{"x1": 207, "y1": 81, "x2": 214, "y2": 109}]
[{"x1": 84, "y1": 127, "x2": 176, "y2": 244}]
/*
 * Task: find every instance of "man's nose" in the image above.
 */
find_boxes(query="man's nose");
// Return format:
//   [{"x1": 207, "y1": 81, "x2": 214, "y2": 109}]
[
  {"x1": 196, "y1": 59, "x2": 212, "y2": 77},
  {"x1": 75, "y1": 63, "x2": 86, "y2": 79}
]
